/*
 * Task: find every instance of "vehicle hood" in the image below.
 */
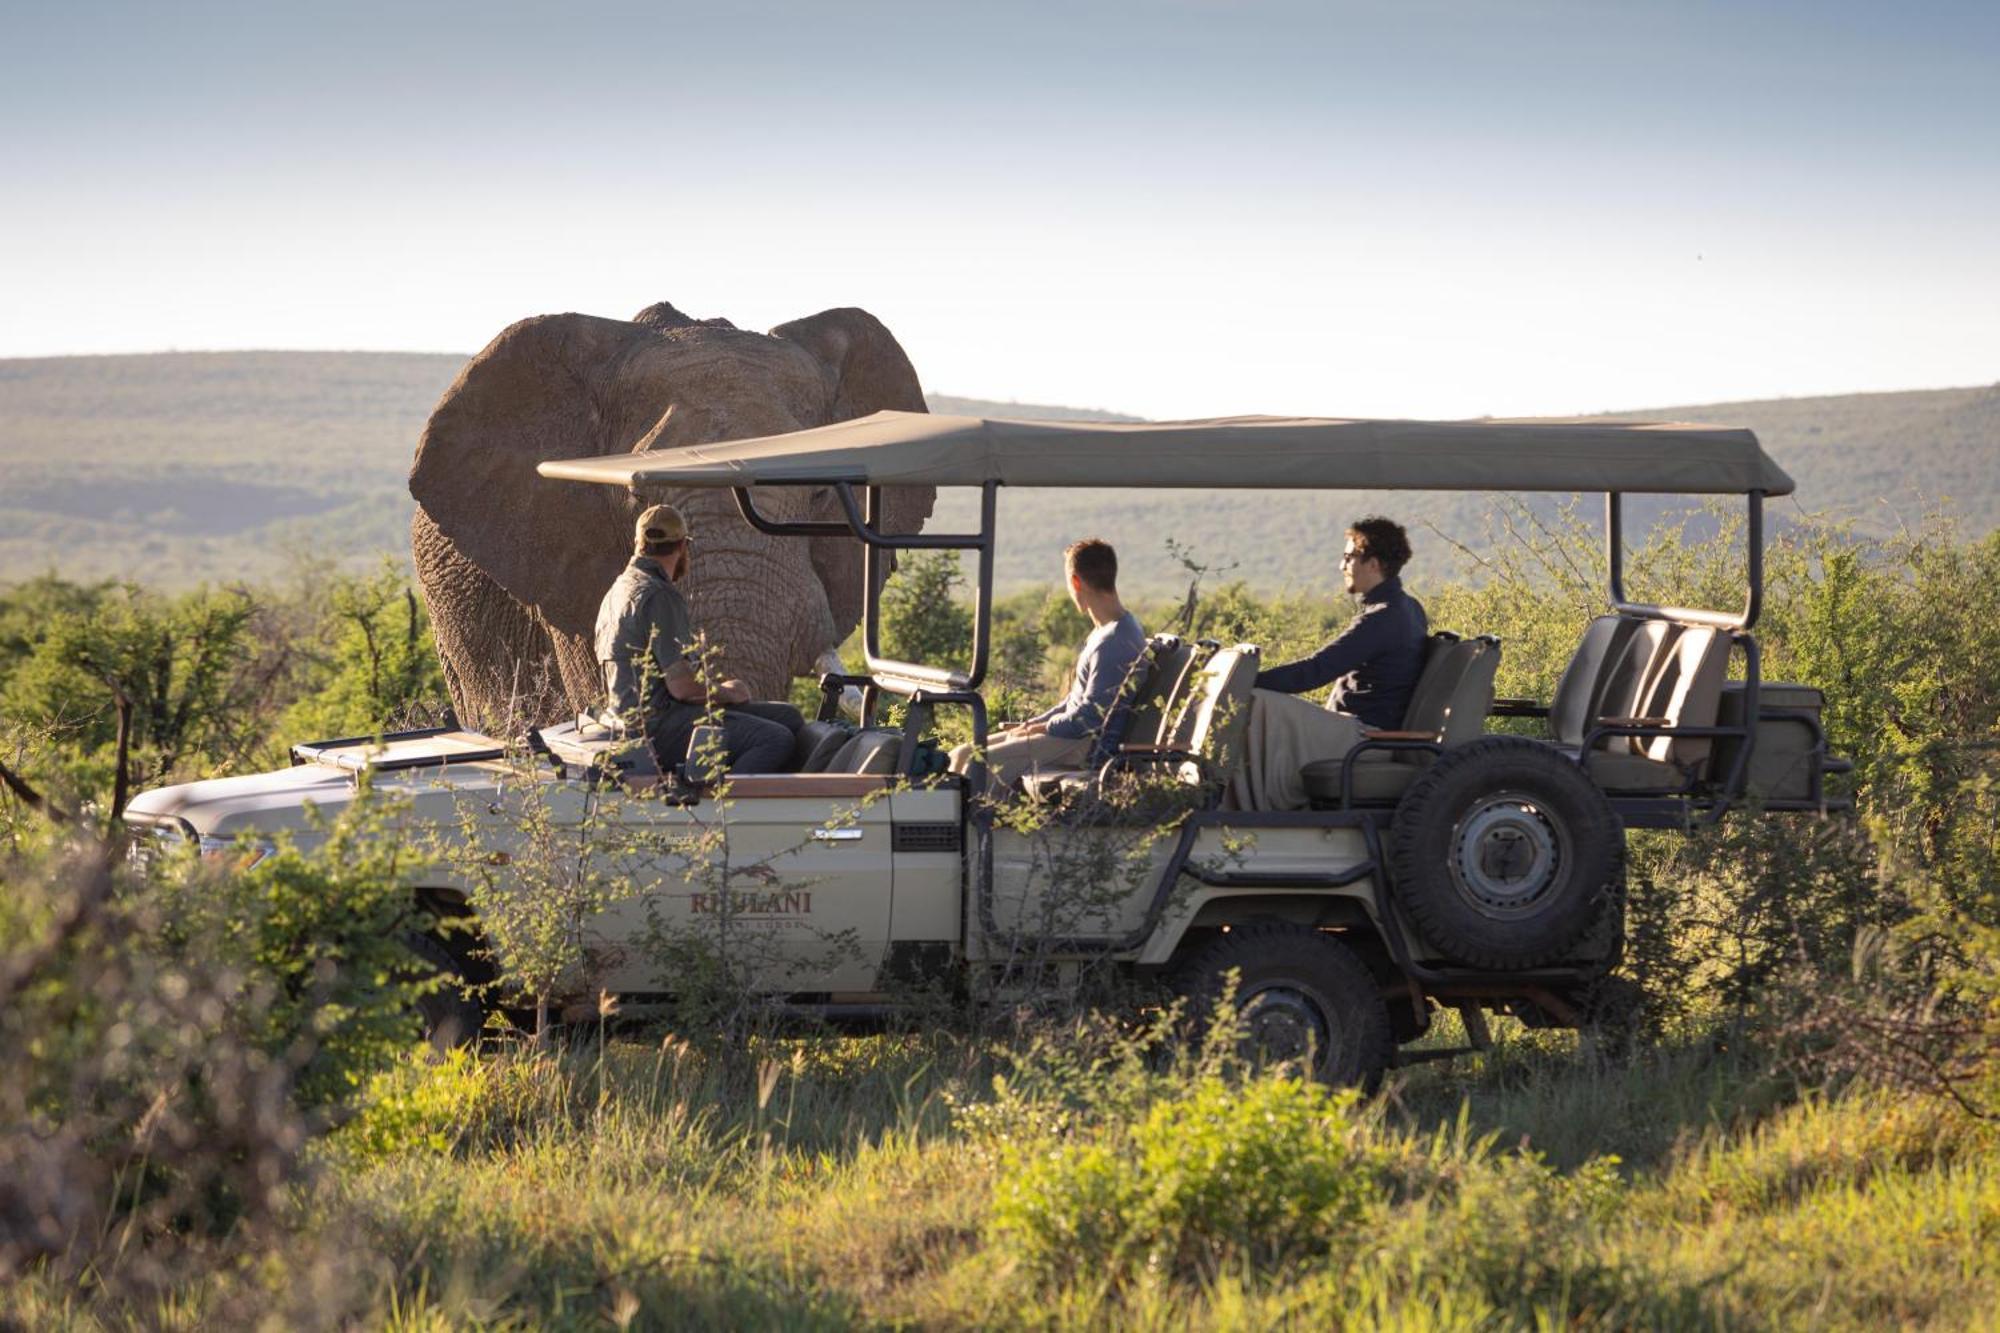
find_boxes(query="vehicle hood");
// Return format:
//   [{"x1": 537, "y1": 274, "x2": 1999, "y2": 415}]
[{"x1": 125, "y1": 763, "x2": 362, "y2": 838}]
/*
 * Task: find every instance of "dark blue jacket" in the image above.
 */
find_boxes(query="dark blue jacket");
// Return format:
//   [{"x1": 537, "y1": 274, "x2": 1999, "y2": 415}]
[{"x1": 1253, "y1": 576, "x2": 1428, "y2": 729}]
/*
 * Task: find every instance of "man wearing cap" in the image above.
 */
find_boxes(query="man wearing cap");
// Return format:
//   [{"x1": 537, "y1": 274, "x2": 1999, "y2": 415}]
[{"x1": 595, "y1": 503, "x2": 800, "y2": 774}]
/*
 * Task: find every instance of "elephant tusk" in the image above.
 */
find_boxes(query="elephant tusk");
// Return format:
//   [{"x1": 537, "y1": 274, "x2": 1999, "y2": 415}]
[{"x1": 814, "y1": 647, "x2": 867, "y2": 720}]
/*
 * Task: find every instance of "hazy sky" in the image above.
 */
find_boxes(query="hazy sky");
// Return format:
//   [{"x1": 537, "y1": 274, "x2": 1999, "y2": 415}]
[{"x1": 3, "y1": 0, "x2": 1995, "y2": 418}]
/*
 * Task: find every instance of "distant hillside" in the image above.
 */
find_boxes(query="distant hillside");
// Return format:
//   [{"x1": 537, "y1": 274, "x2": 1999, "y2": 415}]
[{"x1": 1, "y1": 351, "x2": 1993, "y2": 594}]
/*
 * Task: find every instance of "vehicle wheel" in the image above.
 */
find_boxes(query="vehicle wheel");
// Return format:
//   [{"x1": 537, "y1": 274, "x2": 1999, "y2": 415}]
[
  {"x1": 1389, "y1": 737, "x2": 1625, "y2": 970},
  {"x1": 403, "y1": 931, "x2": 487, "y2": 1049},
  {"x1": 1171, "y1": 923, "x2": 1394, "y2": 1090}
]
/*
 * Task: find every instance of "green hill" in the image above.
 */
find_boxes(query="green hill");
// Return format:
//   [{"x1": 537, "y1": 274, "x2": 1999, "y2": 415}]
[{"x1": 1, "y1": 351, "x2": 1993, "y2": 594}]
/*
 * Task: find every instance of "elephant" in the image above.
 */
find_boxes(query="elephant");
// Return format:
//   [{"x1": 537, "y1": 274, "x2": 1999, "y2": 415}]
[{"x1": 408, "y1": 300, "x2": 936, "y2": 735}]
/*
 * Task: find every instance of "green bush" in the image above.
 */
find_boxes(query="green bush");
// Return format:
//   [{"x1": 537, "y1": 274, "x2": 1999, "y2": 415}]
[
  {"x1": 991, "y1": 1073, "x2": 1379, "y2": 1282},
  {"x1": 882, "y1": 550, "x2": 974, "y2": 669},
  {"x1": 340, "y1": 1047, "x2": 495, "y2": 1162},
  {"x1": 279, "y1": 561, "x2": 448, "y2": 743},
  {"x1": 0, "y1": 581, "x2": 259, "y2": 808},
  {"x1": 153, "y1": 793, "x2": 433, "y2": 1110},
  {"x1": 0, "y1": 798, "x2": 429, "y2": 1287}
]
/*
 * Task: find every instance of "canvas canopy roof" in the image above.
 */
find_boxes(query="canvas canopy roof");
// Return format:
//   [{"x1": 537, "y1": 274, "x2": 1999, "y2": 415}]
[{"x1": 537, "y1": 410, "x2": 1796, "y2": 497}]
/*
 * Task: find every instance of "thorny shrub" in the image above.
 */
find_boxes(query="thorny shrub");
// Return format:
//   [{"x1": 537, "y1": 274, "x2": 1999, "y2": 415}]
[{"x1": 0, "y1": 791, "x2": 428, "y2": 1299}]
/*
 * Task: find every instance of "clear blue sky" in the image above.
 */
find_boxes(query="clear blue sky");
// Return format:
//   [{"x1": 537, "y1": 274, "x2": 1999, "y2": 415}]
[{"x1": 3, "y1": 0, "x2": 1995, "y2": 418}]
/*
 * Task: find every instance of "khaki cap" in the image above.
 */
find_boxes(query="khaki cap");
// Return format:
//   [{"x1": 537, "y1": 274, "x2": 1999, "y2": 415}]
[{"x1": 634, "y1": 503, "x2": 690, "y2": 547}]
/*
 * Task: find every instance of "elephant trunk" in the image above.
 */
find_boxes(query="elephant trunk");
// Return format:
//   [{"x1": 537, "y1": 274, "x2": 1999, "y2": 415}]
[{"x1": 668, "y1": 487, "x2": 842, "y2": 700}]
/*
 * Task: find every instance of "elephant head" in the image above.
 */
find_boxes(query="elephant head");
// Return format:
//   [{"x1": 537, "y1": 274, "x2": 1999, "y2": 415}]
[{"x1": 408, "y1": 302, "x2": 935, "y2": 733}]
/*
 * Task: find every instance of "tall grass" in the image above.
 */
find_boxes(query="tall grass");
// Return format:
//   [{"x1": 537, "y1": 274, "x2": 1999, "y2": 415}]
[{"x1": 10, "y1": 1024, "x2": 1993, "y2": 1330}]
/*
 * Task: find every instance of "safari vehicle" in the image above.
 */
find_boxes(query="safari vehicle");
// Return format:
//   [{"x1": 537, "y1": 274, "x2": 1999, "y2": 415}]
[{"x1": 125, "y1": 414, "x2": 1850, "y2": 1085}]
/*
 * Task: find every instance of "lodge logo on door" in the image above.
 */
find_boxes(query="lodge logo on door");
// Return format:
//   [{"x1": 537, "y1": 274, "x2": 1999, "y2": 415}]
[{"x1": 690, "y1": 890, "x2": 814, "y2": 917}]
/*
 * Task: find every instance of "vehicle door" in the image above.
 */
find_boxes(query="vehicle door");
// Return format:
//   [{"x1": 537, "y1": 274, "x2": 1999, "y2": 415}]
[{"x1": 586, "y1": 775, "x2": 895, "y2": 995}]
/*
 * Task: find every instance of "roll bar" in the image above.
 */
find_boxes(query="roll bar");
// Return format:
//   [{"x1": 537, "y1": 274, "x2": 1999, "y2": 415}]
[
  {"x1": 733, "y1": 479, "x2": 999, "y2": 694},
  {"x1": 1607, "y1": 490, "x2": 1764, "y2": 631}
]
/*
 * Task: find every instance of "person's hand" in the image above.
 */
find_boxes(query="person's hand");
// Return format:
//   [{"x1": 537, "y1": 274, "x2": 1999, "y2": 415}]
[{"x1": 715, "y1": 679, "x2": 752, "y2": 706}]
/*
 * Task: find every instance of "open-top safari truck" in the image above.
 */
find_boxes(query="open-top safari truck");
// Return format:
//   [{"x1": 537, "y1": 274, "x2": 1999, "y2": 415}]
[{"x1": 126, "y1": 413, "x2": 1849, "y2": 1084}]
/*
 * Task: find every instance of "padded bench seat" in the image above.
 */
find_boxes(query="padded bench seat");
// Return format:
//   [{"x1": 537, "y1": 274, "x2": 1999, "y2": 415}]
[
  {"x1": 1300, "y1": 750, "x2": 1413, "y2": 805},
  {"x1": 1301, "y1": 633, "x2": 1498, "y2": 808}
]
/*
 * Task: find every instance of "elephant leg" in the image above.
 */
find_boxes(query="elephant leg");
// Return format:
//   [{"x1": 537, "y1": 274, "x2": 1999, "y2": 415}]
[
  {"x1": 542, "y1": 623, "x2": 605, "y2": 721},
  {"x1": 413, "y1": 509, "x2": 568, "y2": 734}
]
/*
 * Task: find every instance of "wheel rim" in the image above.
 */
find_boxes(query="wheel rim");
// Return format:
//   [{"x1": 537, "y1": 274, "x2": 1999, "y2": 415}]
[
  {"x1": 1446, "y1": 791, "x2": 1570, "y2": 920},
  {"x1": 1238, "y1": 981, "x2": 1337, "y2": 1071}
]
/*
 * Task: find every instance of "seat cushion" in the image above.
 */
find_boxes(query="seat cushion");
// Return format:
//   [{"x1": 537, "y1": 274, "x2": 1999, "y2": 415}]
[
  {"x1": 1586, "y1": 749, "x2": 1689, "y2": 791},
  {"x1": 1300, "y1": 752, "x2": 1407, "y2": 805}
]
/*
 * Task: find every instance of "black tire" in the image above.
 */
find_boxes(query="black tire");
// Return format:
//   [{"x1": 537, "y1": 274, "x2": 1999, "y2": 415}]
[
  {"x1": 1389, "y1": 737, "x2": 1625, "y2": 971},
  {"x1": 403, "y1": 931, "x2": 487, "y2": 1049},
  {"x1": 1171, "y1": 924, "x2": 1394, "y2": 1090}
]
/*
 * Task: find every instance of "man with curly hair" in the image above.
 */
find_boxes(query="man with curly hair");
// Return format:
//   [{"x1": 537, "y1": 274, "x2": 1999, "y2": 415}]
[{"x1": 1232, "y1": 516, "x2": 1428, "y2": 808}]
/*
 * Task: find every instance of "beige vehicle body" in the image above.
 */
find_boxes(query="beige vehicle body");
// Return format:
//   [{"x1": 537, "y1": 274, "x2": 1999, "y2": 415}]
[
  {"x1": 123, "y1": 738, "x2": 1407, "y2": 993},
  {"x1": 129, "y1": 412, "x2": 1848, "y2": 1078}
]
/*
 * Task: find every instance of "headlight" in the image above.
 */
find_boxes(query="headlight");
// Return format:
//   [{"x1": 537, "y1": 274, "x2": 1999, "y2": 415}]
[
  {"x1": 198, "y1": 835, "x2": 277, "y2": 871},
  {"x1": 125, "y1": 818, "x2": 192, "y2": 873}
]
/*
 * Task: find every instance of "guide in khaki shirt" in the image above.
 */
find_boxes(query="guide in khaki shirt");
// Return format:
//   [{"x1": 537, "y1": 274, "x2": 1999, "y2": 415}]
[
  {"x1": 590, "y1": 503, "x2": 800, "y2": 775},
  {"x1": 594, "y1": 554, "x2": 697, "y2": 735}
]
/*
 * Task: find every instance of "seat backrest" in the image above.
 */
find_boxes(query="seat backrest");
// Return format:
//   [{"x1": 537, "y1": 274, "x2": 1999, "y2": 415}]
[
  {"x1": 1549, "y1": 615, "x2": 1642, "y2": 747},
  {"x1": 1631, "y1": 626, "x2": 1731, "y2": 768},
  {"x1": 1397, "y1": 632, "x2": 1469, "y2": 733},
  {"x1": 1123, "y1": 636, "x2": 1197, "y2": 747},
  {"x1": 1590, "y1": 619, "x2": 1680, "y2": 745},
  {"x1": 1438, "y1": 637, "x2": 1499, "y2": 747},
  {"x1": 792, "y1": 720, "x2": 853, "y2": 773},
  {"x1": 827, "y1": 729, "x2": 901, "y2": 775},
  {"x1": 1178, "y1": 645, "x2": 1260, "y2": 781},
  {"x1": 1396, "y1": 634, "x2": 1500, "y2": 747},
  {"x1": 1161, "y1": 640, "x2": 1223, "y2": 750}
]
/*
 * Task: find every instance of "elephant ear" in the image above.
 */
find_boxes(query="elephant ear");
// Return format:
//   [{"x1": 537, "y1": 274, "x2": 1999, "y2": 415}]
[
  {"x1": 770, "y1": 307, "x2": 927, "y2": 419},
  {"x1": 409, "y1": 313, "x2": 651, "y2": 638},
  {"x1": 770, "y1": 308, "x2": 939, "y2": 639}
]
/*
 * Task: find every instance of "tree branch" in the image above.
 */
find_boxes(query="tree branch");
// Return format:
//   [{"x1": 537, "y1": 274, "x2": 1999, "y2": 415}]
[{"x1": 0, "y1": 753, "x2": 74, "y2": 825}]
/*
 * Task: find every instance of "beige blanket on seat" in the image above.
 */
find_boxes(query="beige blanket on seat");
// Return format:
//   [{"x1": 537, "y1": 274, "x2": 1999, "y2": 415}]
[{"x1": 1225, "y1": 689, "x2": 1366, "y2": 811}]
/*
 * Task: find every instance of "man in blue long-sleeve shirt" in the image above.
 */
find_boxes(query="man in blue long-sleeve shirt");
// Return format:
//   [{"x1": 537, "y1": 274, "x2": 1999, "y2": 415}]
[
  {"x1": 951, "y1": 538, "x2": 1146, "y2": 793},
  {"x1": 1230, "y1": 517, "x2": 1428, "y2": 809},
  {"x1": 1255, "y1": 517, "x2": 1428, "y2": 725}
]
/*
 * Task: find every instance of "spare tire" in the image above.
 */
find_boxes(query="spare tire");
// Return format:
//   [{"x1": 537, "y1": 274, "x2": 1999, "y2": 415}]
[{"x1": 1388, "y1": 737, "x2": 1624, "y2": 970}]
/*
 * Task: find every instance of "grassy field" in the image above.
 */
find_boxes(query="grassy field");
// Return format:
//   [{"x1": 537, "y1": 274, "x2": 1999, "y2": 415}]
[{"x1": 7, "y1": 1021, "x2": 1996, "y2": 1330}]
